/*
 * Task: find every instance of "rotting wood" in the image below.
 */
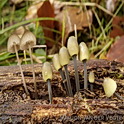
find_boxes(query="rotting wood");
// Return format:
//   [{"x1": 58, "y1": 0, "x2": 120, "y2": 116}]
[{"x1": 0, "y1": 59, "x2": 124, "y2": 123}]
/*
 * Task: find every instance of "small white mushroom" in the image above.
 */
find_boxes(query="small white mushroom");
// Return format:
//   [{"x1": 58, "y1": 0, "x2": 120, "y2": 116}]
[
  {"x1": 42, "y1": 62, "x2": 53, "y2": 104},
  {"x1": 52, "y1": 54, "x2": 68, "y2": 95},
  {"x1": 59, "y1": 46, "x2": 73, "y2": 97},
  {"x1": 67, "y1": 36, "x2": 80, "y2": 92},
  {"x1": 52, "y1": 54, "x2": 61, "y2": 71},
  {"x1": 102, "y1": 78, "x2": 117, "y2": 97},
  {"x1": 7, "y1": 34, "x2": 29, "y2": 96},
  {"x1": 89, "y1": 71, "x2": 95, "y2": 91},
  {"x1": 20, "y1": 30, "x2": 37, "y2": 99},
  {"x1": 79, "y1": 42, "x2": 89, "y2": 90}
]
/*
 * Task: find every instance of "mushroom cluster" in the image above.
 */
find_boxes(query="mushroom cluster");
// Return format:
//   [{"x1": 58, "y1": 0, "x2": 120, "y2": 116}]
[
  {"x1": 8, "y1": 29, "x2": 122, "y2": 104},
  {"x1": 7, "y1": 30, "x2": 37, "y2": 99}
]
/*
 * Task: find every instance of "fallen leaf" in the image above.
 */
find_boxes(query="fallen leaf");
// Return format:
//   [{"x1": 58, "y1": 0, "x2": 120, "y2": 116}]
[
  {"x1": 56, "y1": 6, "x2": 93, "y2": 43},
  {"x1": 37, "y1": 0, "x2": 56, "y2": 48},
  {"x1": 107, "y1": 35, "x2": 124, "y2": 63},
  {"x1": 110, "y1": 16, "x2": 124, "y2": 38}
]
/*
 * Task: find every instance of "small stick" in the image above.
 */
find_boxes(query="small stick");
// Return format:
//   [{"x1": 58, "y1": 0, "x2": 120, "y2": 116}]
[
  {"x1": 114, "y1": 93, "x2": 124, "y2": 100},
  {"x1": 59, "y1": 69, "x2": 68, "y2": 95}
]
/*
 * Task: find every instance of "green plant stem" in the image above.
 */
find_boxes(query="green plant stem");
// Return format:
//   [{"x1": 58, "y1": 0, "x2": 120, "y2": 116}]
[
  {"x1": 73, "y1": 55, "x2": 80, "y2": 92},
  {"x1": 47, "y1": 79, "x2": 52, "y2": 104},
  {"x1": 29, "y1": 45, "x2": 38, "y2": 99},
  {"x1": 64, "y1": 65, "x2": 73, "y2": 97}
]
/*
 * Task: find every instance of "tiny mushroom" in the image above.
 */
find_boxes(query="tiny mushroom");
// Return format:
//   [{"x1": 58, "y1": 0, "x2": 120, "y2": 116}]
[
  {"x1": 59, "y1": 46, "x2": 73, "y2": 97},
  {"x1": 52, "y1": 54, "x2": 68, "y2": 95},
  {"x1": 102, "y1": 78, "x2": 117, "y2": 97},
  {"x1": 88, "y1": 71, "x2": 95, "y2": 91},
  {"x1": 7, "y1": 34, "x2": 29, "y2": 96},
  {"x1": 79, "y1": 42, "x2": 89, "y2": 90},
  {"x1": 67, "y1": 36, "x2": 80, "y2": 92},
  {"x1": 20, "y1": 30, "x2": 38, "y2": 99},
  {"x1": 42, "y1": 62, "x2": 53, "y2": 104}
]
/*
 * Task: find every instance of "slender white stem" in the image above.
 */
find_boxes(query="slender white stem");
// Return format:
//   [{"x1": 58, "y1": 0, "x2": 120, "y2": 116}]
[
  {"x1": 83, "y1": 60, "x2": 88, "y2": 89},
  {"x1": 14, "y1": 45, "x2": 29, "y2": 96},
  {"x1": 73, "y1": 55, "x2": 80, "y2": 92},
  {"x1": 28, "y1": 45, "x2": 38, "y2": 99},
  {"x1": 47, "y1": 79, "x2": 52, "y2": 104},
  {"x1": 64, "y1": 65, "x2": 73, "y2": 97},
  {"x1": 23, "y1": 50, "x2": 27, "y2": 65}
]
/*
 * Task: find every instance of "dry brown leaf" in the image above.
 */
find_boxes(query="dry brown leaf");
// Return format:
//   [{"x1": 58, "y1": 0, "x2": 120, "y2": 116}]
[
  {"x1": 37, "y1": 1, "x2": 59, "y2": 48},
  {"x1": 110, "y1": 16, "x2": 124, "y2": 38},
  {"x1": 107, "y1": 35, "x2": 124, "y2": 63},
  {"x1": 56, "y1": 6, "x2": 93, "y2": 42}
]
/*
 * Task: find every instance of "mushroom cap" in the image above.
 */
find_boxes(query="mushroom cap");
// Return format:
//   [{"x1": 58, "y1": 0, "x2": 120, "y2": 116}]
[
  {"x1": 42, "y1": 62, "x2": 53, "y2": 82},
  {"x1": 102, "y1": 78, "x2": 117, "y2": 97},
  {"x1": 79, "y1": 42, "x2": 89, "y2": 61},
  {"x1": 20, "y1": 30, "x2": 36, "y2": 50},
  {"x1": 52, "y1": 54, "x2": 61, "y2": 71},
  {"x1": 59, "y1": 46, "x2": 70, "y2": 66},
  {"x1": 89, "y1": 71, "x2": 95, "y2": 83},
  {"x1": 7, "y1": 34, "x2": 20, "y2": 53},
  {"x1": 67, "y1": 36, "x2": 79, "y2": 56}
]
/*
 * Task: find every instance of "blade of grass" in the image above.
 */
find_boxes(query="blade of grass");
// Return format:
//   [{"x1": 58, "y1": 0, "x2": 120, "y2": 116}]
[{"x1": 0, "y1": 17, "x2": 58, "y2": 34}]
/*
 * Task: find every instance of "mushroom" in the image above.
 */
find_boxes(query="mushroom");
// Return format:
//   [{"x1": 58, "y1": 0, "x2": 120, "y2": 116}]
[
  {"x1": 88, "y1": 71, "x2": 95, "y2": 91},
  {"x1": 67, "y1": 36, "x2": 80, "y2": 92},
  {"x1": 52, "y1": 54, "x2": 68, "y2": 95},
  {"x1": 59, "y1": 46, "x2": 73, "y2": 97},
  {"x1": 7, "y1": 34, "x2": 29, "y2": 96},
  {"x1": 42, "y1": 62, "x2": 53, "y2": 104},
  {"x1": 79, "y1": 42, "x2": 89, "y2": 90},
  {"x1": 102, "y1": 77, "x2": 117, "y2": 97},
  {"x1": 20, "y1": 30, "x2": 37, "y2": 99}
]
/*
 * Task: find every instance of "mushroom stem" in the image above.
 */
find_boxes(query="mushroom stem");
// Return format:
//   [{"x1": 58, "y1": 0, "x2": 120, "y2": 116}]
[
  {"x1": 28, "y1": 44, "x2": 38, "y2": 99},
  {"x1": 14, "y1": 44, "x2": 29, "y2": 96},
  {"x1": 90, "y1": 84, "x2": 93, "y2": 91},
  {"x1": 59, "y1": 69, "x2": 68, "y2": 95},
  {"x1": 72, "y1": 55, "x2": 80, "y2": 92},
  {"x1": 23, "y1": 50, "x2": 27, "y2": 65},
  {"x1": 47, "y1": 79, "x2": 53, "y2": 104},
  {"x1": 83, "y1": 60, "x2": 88, "y2": 89},
  {"x1": 64, "y1": 65, "x2": 73, "y2": 97}
]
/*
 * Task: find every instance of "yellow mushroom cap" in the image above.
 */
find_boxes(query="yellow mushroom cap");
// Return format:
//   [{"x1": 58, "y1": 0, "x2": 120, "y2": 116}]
[
  {"x1": 20, "y1": 30, "x2": 36, "y2": 50},
  {"x1": 79, "y1": 42, "x2": 89, "y2": 61},
  {"x1": 102, "y1": 78, "x2": 117, "y2": 97},
  {"x1": 42, "y1": 62, "x2": 53, "y2": 82},
  {"x1": 89, "y1": 71, "x2": 95, "y2": 83},
  {"x1": 7, "y1": 34, "x2": 20, "y2": 53},
  {"x1": 59, "y1": 46, "x2": 70, "y2": 66},
  {"x1": 52, "y1": 54, "x2": 61, "y2": 71},
  {"x1": 67, "y1": 36, "x2": 79, "y2": 56}
]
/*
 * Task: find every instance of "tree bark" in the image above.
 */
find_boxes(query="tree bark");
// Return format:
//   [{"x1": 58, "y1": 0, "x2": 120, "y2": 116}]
[{"x1": 0, "y1": 59, "x2": 124, "y2": 123}]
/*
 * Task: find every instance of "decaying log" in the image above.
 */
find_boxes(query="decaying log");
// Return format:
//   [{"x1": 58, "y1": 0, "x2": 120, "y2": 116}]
[{"x1": 0, "y1": 59, "x2": 124, "y2": 123}]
